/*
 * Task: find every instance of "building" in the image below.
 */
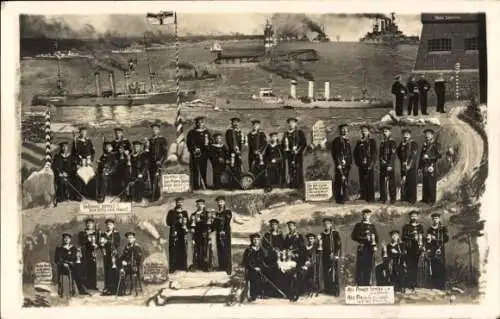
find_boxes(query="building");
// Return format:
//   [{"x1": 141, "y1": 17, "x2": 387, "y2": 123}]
[{"x1": 413, "y1": 13, "x2": 487, "y2": 103}]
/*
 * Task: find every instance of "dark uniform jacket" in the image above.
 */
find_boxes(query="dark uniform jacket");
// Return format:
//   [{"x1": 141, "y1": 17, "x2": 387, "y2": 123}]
[
  {"x1": 351, "y1": 222, "x2": 379, "y2": 247},
  {"x1": 73, "y1": 137, "x2": 95, "y2": 163},
  {"x1": 391, "y1": 81, "x2": 407, "y2": 98},
  {"x1": 129, "y1": 152, "x2": 149, "y2": 178},
  {"x1": 209, "y1": 144, "x2": 229, "y2": 167},
  {"x1": 419, "y1": 140, "x2": 441, "y2": 171},
  {"x1": 416, "y1": 79, "x2": 431, "y2": 95},
  {"x1": 53, "y1": 152, "x2": 76, "y2": 176},
  {"x1": 247, "y1": 130, "x2": 267, "y2": 165},
  {"x1": 284, "y1": 232, "x2": 305, "y2": 259},
  {"x1": 148, "y1": 135, "x2": 168, "y2": 166},
  {"x1": 331, "y1": 136, "x2": 353, "y2": 169},
  {"x1": 119, "y1": 242, "x2": 143, "y2": 272},
  {"x1": 402, "y1": 223, "x2": 424, "y2": 251},
  {"x1": 111, "y1": 138, "x2": 131, "y2": 154},
  {"x1": 55, "y1": 244, "x2": 77, "y2": 275},
  {"x1": 320, "y1": 230, "x2": 341, "y2": 258},
  {"x1": 187, "y1": 128, "x2": 211, "y2": 156},
  {"x1": 97, "y1": 152, "x2": 119, "y2": 177},
  {"x1": 426, "y1": 225, "x2": 449, "y2": 253},
  {"x1": 282, "y1": 129, "x2": 307, "y2": 155},
  {"x1": 407, "y1": 80, "x2": 420, "y2": 97},
  {"x1": 100, "y1": 230, "x2": 121, "y2": 252},
  {"x1": 397, "y1": 140, "x2": 419, "y2": 174},
  {"x1": 225, "y1": 128, "x2": 243, "y2": 155},
  {"x1": 353, "y1": 137, "x2": 377, "y2": 169},
  {"x1": 379, "y1": 138, "x2": 397, "y2": 169},
  {"x1": 242, "y1": 246, "x2": 267, "y2": 271},
  {"x1": 263, "y1": 231, "x2": 285, "y2": 253}
]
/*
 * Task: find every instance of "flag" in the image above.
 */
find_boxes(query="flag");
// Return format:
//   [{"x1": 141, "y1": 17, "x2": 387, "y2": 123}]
[{"x1": 146, "y1": 11, "x2": 176, "y2": 25}]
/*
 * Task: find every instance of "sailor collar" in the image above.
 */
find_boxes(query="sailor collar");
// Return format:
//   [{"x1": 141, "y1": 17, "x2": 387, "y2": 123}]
[
  {"x1": 410, "y1": 222, "x2": 419, "y2": 226},
  {"x1": 389, "y1": 242, "x2": 399, "y2": 247},
  {"x1": 251, "y1": 246, "x2": 261, "y2": 251},
  {"x1": 115, "y1": 138, "x2": 127, "y2": 141},
  {"x1": 431, "y1": 224, "x2": 441, "y2": 229},
  {"x1": 323, "y1": 229, "x2": 334, "y2": 234},
  {"x1": 63, "y1": 244, "x2": 73, "y2": 250},
  {"x1": 269, "y1": 230, "x2": 281, "y2": 236},
  {"x1": 85, "y1": 229, "x2": 96, "y2": 234},
  {"x1": 131, "y1": 152, "x2": 141, "y2": 157},
  {"x1": 288, "y1": 232, "x2": 299, "y2": 237},
  {"x1": 104, "y1": 229, "x2": 118, "y2": 235},
  {"x1": 195, "y1": 128, "x2": 207, "y2": 132},
  {"x1": 306, "y1": 244, "x2": 314, "y2": 250},
  {"x1": 250, "y1": 130, "x2": 260, "y2": 135},
  {"x1": 287, "y1": 128, "x2": 296, "y2": 133},
  {"x1": 362, "y1": 220, "x2": 371, "y2": 224},
  {"x1": 269, "y1": 142, "x2": 278, "y2": 147},
  {"x1": 61, "y1": 152, "x2": 72, "y2": 158},
  {"x1": 78, "y1": 137, "x2": 90, "y2": 142},
  {"x1": 213, "y1": 144, "x2": 224, "y2": 148}
]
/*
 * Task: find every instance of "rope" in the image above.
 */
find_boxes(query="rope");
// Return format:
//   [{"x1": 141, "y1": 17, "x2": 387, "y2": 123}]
[
  {"x1": 174, "y1": 12, "x2": 184, "y2": 146},
  {"x1": 45, "y1": 106, "x2": 52, "y2": 165}
]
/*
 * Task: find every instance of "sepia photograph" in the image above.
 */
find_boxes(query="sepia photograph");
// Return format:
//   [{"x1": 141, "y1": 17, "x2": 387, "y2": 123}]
[{"x1": 2, "y1": 1, "x2": 499, "y2": 319}]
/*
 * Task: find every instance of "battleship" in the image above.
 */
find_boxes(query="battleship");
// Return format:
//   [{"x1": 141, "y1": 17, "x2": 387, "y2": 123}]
[
  {"x1": 31, "y1": 39, "x2": 196, "y2": 107},
  {"x1": 359, "y1": 13, "x2": 419, "y2": 45}
]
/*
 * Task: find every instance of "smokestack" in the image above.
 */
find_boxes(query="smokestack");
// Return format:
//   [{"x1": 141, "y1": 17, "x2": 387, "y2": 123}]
[
  {"x1": 109, "y1": 72, "x2": 116, "y2": 96},
  {"x1": 308, "y1": 81, "x2": 314, "y2": 99},
  {"x1": 324, "y1": 81, "x2": 330, "y2": 100},
  {"x1": 125, "y1": 73, "x2": 129, "y2": 94},
  {"x1": 290, "y1": 80, "x2": 297, "y2": 99},
  {"x1": 94, "y1": 72, "x2": 101, "y2": 96}
]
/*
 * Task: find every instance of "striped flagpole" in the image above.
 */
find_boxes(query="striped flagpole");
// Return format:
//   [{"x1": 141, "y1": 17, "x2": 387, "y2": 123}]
[
  {"x1": 174, "y1": 12, "x2": 184, "y2": 146},
  {"x1": 44, "y1": 106, "x2": 52, "y2": 166},
  {"x1": 455, "y1": 62, "x2": 461, "y2": 100}
]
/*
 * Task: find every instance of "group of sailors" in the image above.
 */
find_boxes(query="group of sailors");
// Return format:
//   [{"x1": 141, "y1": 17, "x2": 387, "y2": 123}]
[
  {"x1": 166, "y1": 196, "x2": 232, "y2": 274},
  {"x1": 392, "y1": 73, "x2": 450, "y2": 117},
  {"x1": 243, "y1": 209, "x2": 449, "y2": 302},
  {"x1": 53, "y1": 124, "x2": 167, "y2": 204},
  {"x1": 333, "y1": 124, "x2": 442, "y2": 205},
  {"x1": 54, "y1": 218, "x2": 143, "y2": 298}
]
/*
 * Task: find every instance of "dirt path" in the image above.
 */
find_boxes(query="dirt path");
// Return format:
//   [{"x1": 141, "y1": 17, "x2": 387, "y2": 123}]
[{"x1": 22, "y1": 105, "x2": 484, "y2": 237}]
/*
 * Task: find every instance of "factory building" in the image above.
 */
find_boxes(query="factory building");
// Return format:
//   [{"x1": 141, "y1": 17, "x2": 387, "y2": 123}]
[{"x1": 413, "y1": 13, "x2": 487, "y2": 103}]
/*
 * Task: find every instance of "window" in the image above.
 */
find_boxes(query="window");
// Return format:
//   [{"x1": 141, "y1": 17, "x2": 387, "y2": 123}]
[
  {"x1": 465, "y1": 37, "x2": 479, "y2": 50},
  {"x1": 427, "y1": 38, "x2": 452, "y2": 52}
]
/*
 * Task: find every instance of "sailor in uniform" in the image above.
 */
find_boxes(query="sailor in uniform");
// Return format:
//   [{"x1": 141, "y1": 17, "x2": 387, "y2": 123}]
[
  {"x1": 434, "y1": 73, "x2": 448, "y2": 113},
  {"x1": 111, "y1": 127, "x2": 132, "y2": 154},
  {"x1": 129, "y1": 141, "x2": 150, "y2": 203},
  {"x1": 379, "y1": 126, "x2": 397, "y2": 204},
  {"x1": 187, "y1": 117, "x2": 211, "y2": 190},
  {"x1": 116, "y1": 143, "x2": 131, "y2": 200},
  {"x1": 247, "y1": 120, "x2": 268, "y2": 188},
  {"x1": 320, "y1": 217, "x2": 342, "y2": 296},
  {"x1": 351, "y1": 209, "x2": 379, "y2": 286},
  {"x1": 225, "y1": 117, "x2": 243, "y2": 188},
  {"x1": 331, "y1": 124, "x2": 352, "y2": 204},
  {"x1": 406, "y1": 76, "x2": 420, "y2": 116},
  {"x1": 208, "y1": 133, "x2": 229, "y2": 189},
  {"x1": 391, "y1": 75, "x2": 407, "y2": 116},
  {"x1": 426, "y1": 213, "x2": 449, "y2": 290},
  {"x1": 419, "y1": 128, "x2": 441, "y2": 204},
  {"x1": 385, "y1": 230, "x2": 407, "y2": 292},
  {"x1": 416, "y1": 74, "x2": 431, "y2": 115},
  {"x1": 190, "y1": 199, "x2": 208, "y2": 270},
  {"x1": 100, "y1": 219, "x2": 121, "y2": 296},
  {"x1": 397, "y1": 129, "x2": 419, "y2": 204},
  {"x1": 283, "y1": 221, "x2": 305, "y2": 261},
  {"x1": 55, "y1": 233, "x2": 88, "y2": 298},
  {"x1": 215, "y1": 196, "x2": 233, "y2": 274},
  {"x1": 72, "y1": 126, "x2": 95, "y2": 198},
  {"x1": 77, "y1": 218, "x2": 99, "y2": 291},
  {"x1": 117, "y1": 232, "x2": 143, "y2": 296},
  {"x1": 401, "y1": 210, "x2": 424, "y2": 290},
  {"x1": 265, "y1": 132, "x2": 284, "y2": 190},
  {"x1": 353, "y1": 125, "x2": 377, "y2": 202},
  {"x1": 282, "y1": 117, "x2": 307, "y2": 189},
  {"x1": 166, "y1": 197, "x2": 189, "y2": 273},
  {"x1": 242, "y1": 233, "x2": 268, "y2": 301},
  {"x1": 294, "y1": 233, "x2": 319, "y2": 299},
  {"x1": 148, "y1": 123, "x2": 168, "y2": 201},
  {"x1": 53, "y1": 141, "x2": 77, "y2": 204},
  {"x1": 96, "y1": 142, "x2": 119, "y2": 202},
  {"x1": 263, "y1": 219, "x2": 284, "y2": 262}
]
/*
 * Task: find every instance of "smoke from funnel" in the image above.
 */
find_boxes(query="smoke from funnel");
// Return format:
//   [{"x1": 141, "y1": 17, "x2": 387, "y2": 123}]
[{"x1": 271, "y1": 14, "x2": 328, "y2": 40}]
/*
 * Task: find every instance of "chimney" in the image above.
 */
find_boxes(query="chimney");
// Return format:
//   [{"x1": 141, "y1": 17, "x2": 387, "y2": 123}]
[
  {"x1": 125, "y1": 73, "x2": 129, "y2": 94},
  {"x1": 109, "y1": 72, "x2": 116, "y2": 96},
  {"x1": 94, "y1": 72, "x2": 101, "y2": 96},
  {"x1": 324, "y1": 81, "x2": 330, "y2": 100},
  {"x1": 290, "y1": 80, "x2": 297, "y2": 99},
  {"x1": 308, "y1": 81, "x2": 314, "y2": 99}
]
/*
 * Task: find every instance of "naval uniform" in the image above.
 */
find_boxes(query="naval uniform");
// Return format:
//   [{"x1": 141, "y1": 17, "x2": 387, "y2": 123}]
[
  {"x1": 295, "y1": 243, "x2": 321, "y2": 298},
  {"x1": 54, "y1": 244, "x2": 78, "y2": 298},
  {"x1": 320, "y1": 229, "x2": 342, "y2": 296},
  {"x1": 379, "y1": 137, "x2": 397, "y2": 203},
  {"x1": 190, "y1": 209, "x2": 208, "y2": 270},
  {"x1": 264, "y1": 142, "x2": 285, "y2": 189},
  {"x1": 426, "y1": 224, "x2": 449, "y2": 290},
  {"x1": 215, "y1": 207, "x2": 233, "y2": 274},
  {"x1": 417, "y1": 78, "x2": 431, "y2": 115},
  {"x1": 283, "y1": 232, "x2": 306, "y2": 259},
  {"x1": 72, "y1": 137, "x2": 95, "y2": 198},
  {"x1": 96, "y1": 152, "x2": 119, "y2": 202},
  {"x1": 187, "y1": 128, "x2": 211, "y2": 190},
  {"x1": 419, "y1": 140, "x2": 441, "y2": 204},
  {"x1": 331, "y1": 136, "x2": 353, "y2": 204},
  {"x1": 247, "y1": 130, "x2": 268, "y2": 188},
  {"x1": 116, "y1": 151, "x2": 130, "y2": 199},
  {"x1": 148, "y1": 135, "x2": 168, "y2": 201},
  {"x1": 386, "y1": 242, "x2": 407, "y2": 292},
  {"x1": 129, "y1": 151, "x2": 150, "y2": 203},
  {"x1": 353, "y1": 137, "x2": 377, "y2": 202},
  {"x1": 208, "y1": 143, "x2": 229, "y2": 190},
  {"x1": 111, "y1": 138, "x2": 132, "y2": 154},
  {"x1": 391, "y1": 81, "x2": 407, "y2": 116},
  {"x1": 166, "y1": 207, "x2": 189, "y2": 272},
  {"x1": 53, "y1": 151, "x2": 77, "y2": 203},
  {"x1": 397, "y1": 140, "x2": 419, "y2": 204},
  {"x1": 100, "y1": 229, "x2": 121, "y2": 295},
  {"x1": 402, "y1": 222, "x2": 425, "y2": 289},
  {"x1": 77, "y1": 229, "x2": 99, "y2": 290},
  {"x1": 351, "y1": 221, "x2": 379, "y2": 286},
  {"x1": 407, "y1": 80, "x2": 420, "y2": 116},
  {"x1": 117, "y1": 242, "x2": 143, "y2": 296},
  {"x1": 434, "y1": 79, "x2": 447, "y2": 113},
  {"x1": 225, "y1": 128, "x2": 243, "y2": 188},
  {"x1": 242, "y1": 245, "x2": 268, "y2": 300},
  {"x1": 282, "y1": 129, "x2": 307, "y2": 189}
]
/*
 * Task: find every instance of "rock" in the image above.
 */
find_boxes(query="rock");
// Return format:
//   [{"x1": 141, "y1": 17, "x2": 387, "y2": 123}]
[
  {"x1": 426, "y1": 118, "x2": 441, "y2": 126},
  {"x1": 292, "y1": 199, "x2": 304, "y2": 205},
  {"x1": 22, "y1": 166, "x2": 55, "y2": 208},
  {"x1": 167, "y1": 142, "x2": 178, "y2": 163},
  {"x1": 138, "y1": 220, "x2": 160, "y2": 239},
  {"x1": 169, "y1": 281, "x2": 182, "y2": 290},
  {"x1": 268, "y1": 201, "x2": 287, "y2": 209},
  {"x1": 380, "y1": 114, "x2": 394, "y2": 123},
  {"x1": 167, "y1": 154, "x2": 178, "y2": 163},
  {"x1": 180, "y1": 144, "x2": 190, "y2": 165}
]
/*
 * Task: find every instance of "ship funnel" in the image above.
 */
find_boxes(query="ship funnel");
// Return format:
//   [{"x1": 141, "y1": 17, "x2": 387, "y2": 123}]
[
  {"x1": 308, "y1": 81, "x2": 315, "y2": 100},
  {"x1": 109, "y1": 72, "x2": 116, "y2": 96},
  {"x1": 94, "y1": 72, "x2": 101, "y2": 96},
  {"x1": 324, "y1": 81, "x2": 330, "y2": 100},
  {"x1": 290, "y1": 80, "x2": 297, "y2": 99}
]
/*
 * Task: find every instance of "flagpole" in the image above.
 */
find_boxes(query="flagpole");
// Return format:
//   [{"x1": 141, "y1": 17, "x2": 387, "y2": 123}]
[{"x1": 174, "y1": 12, "x2": 184, "y2": 149}]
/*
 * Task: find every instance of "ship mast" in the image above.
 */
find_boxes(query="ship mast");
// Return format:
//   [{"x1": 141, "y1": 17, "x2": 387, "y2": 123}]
[
  {"x1": 143, "y1": 33, "x2": 155, "y2": 92},
  {"x1": 54, "y1": 39, "x2": 63, "y2": 90}
]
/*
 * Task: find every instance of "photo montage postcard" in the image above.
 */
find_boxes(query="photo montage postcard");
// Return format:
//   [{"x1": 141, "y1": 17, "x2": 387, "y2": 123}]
[{"x1": 2, "y1": 1, "x2": 500, "y2": 319}]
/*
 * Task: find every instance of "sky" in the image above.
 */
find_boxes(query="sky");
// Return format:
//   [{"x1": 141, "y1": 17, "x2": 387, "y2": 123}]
[{"x1": 52, "y1": 13, "x2": 422, "y2": 41}]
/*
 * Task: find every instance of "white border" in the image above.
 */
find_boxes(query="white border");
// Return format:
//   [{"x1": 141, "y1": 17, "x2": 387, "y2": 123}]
[{"x1": 2, "y1": 1, "x2": 500, "y2": 319}]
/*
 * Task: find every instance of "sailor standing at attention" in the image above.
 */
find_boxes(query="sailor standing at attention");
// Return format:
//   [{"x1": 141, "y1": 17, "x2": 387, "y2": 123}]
[
  {"x1": 406, "y1": 76, "x2": 420, "y2": 116},
  {"x1": 397, "y1": 129, "x2": 419, "y2": 204},
  {"x1": 416, "y1": 74, "x2": 431, "y2": 115},
  {"x1": 419, "y1": 128, "x2": 441, "y2": 204},
  {"x1": 331, "y1": 124, "x2": 352, "y2": 204},
  {"x1": 353, "y1": 125, "x2": 377, "y2": 202},
  {"x1": 247, "y1": 120, "x2": 268, "y2": 188},
  {"x1": 282, "y1": 117, "x2": 307, "y2": 189},
  {"x1": 391, "y1": 75, "x2": 407, "y2": 117},
  {"x1": 187, "y1": 117, "x2": 211, "y2": 190},
  {"x1": 379, "y1": 126, "x2": 397, "y2": 204},
  {"x1": 225, "y1": 117, "x2": 243, "y2": 188},
  {"x1": 148, "y1": 123, "x2": 168, "y2": 201}
]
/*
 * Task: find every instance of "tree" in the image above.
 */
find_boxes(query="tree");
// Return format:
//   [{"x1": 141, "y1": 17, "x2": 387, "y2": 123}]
[{"x1": 450, "y1": 175, "x2": 485, "y2": 285}]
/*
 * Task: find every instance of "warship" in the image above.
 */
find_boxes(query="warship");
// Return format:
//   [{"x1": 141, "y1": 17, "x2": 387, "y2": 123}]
[
  {"x1": 359, "y1": 13, "x2": 419, "y2": 45},
  {"x1": 31, "y1": 39, "x2": 196, "y2": 107}
]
